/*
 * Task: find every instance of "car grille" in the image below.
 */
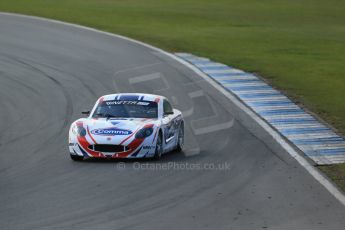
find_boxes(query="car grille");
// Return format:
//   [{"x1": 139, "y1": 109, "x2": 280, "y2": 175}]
[{"x1": 88, "y1": 144, "x2": 129, "y2": 153}]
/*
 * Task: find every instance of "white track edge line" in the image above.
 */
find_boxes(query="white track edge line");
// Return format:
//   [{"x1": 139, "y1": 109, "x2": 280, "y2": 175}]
[{"x1": 1, "y1": 12, "x2": 344, "y2": 206}]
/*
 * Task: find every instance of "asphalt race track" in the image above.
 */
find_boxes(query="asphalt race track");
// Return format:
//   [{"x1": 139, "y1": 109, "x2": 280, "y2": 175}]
[{"x1": 0, "y1": 14, "x2": 345, "y2": 230}]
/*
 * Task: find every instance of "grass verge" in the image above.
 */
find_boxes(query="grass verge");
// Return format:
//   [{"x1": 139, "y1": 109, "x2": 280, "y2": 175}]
[
  {"x1": 319, "y1": 165, "x2": 345, "y2": 192},
  {"x1": 0, "y1": 0, "x2": 344, "y2": 191}
]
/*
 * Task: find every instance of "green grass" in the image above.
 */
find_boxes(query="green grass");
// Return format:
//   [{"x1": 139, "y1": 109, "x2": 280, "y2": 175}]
[
  {"x1": 319, "y1": 164, "x2": 345, "y2": 192},
  {"x1": 0, "y1": 0, "x2": 345, "y2": 190}
]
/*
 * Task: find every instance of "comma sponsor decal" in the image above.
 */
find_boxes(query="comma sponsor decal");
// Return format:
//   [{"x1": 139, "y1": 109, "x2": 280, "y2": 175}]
[{"x1": 91, "y1": 127, "x2": 132, "y2": 136}]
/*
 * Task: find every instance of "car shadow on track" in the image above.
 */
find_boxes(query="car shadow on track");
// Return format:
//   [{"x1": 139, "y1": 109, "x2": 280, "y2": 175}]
[{"x1": 79, "y1": 150, "x2": 192, "y2": 164}]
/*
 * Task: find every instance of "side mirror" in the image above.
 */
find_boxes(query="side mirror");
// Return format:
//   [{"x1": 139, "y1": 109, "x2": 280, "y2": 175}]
[
  {"x1": 82, "y1": 111, "x2": 90, "y2": 115},
  {"x1": 164, "y1": 111, "x2": 174, "y2": 116}
]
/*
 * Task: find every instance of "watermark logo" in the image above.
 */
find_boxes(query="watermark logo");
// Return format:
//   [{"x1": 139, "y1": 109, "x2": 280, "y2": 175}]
[
  {"x1": 116, "y1": 162, "x2": 231, "y2": 171},
  {"x1": 113, "y1": 62, "x2": 235, "y2": 157}
]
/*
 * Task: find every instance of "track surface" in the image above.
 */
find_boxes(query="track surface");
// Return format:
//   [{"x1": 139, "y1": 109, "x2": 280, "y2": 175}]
[{"x1": 0, "y1": 14, "x2": 344, "y2": 230}]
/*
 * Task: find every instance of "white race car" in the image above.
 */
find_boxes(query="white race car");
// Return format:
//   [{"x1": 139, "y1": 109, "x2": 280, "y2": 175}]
[{"x1": 68, "y1": 93, "x2": 184, "y2": 161}]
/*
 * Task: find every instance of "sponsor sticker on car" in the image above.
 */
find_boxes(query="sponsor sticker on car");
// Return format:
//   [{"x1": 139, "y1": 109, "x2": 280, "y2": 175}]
[{"x1": 91, "y1": 127, "x2": 132, "y2": 136}]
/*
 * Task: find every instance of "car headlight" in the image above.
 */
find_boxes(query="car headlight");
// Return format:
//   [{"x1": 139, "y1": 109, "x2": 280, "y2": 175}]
[
  {"x1": 77, "y1": 126, "x2": 87, "y2": 137},
  {"x1": 135, "y1": 127, "x2": 153, "y2": 139}
]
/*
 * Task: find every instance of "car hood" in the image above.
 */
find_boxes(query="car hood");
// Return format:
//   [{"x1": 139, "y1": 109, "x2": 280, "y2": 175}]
[{"x1": 78, "y1": 117, "x2": 158, "y2": 144}]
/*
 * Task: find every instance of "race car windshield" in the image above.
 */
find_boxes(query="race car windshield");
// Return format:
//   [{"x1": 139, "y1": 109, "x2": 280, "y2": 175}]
[{"x1": 92, "y1": 100, "x2": 158, "y2": 119}]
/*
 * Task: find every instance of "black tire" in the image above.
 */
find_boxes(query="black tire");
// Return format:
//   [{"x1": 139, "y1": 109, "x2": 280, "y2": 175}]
[
  {"x1": 70, "y1": 154, "x2": 84, "y2": 161},
  {"x1": 176, "y1": 123, "x2": 184, "y2": 152},
  {"x1": 153, "y1": 133, "x2": 163, "y2": 160}
]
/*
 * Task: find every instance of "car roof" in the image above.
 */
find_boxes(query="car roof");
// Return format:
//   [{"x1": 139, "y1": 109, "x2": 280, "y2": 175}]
[{"x1": 100, "y1": 93, "x2": 166, "y2": 102}]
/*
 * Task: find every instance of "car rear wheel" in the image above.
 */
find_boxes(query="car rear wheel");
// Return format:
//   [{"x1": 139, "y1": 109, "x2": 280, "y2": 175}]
[
  {"x1": 153, "y1": 133, "x2": 163, "y2": 160},
  {"x1": 176, "y1": 123, "x2": 184, "y2": 152},
  {"x1": 70, "y1": 154, "x2": 84, "y2": 161}
]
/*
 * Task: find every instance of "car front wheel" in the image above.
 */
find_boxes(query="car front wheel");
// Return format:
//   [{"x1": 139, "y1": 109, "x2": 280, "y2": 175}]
[
  {"x1": 176, "y1": 123, "x2": 184, "y2": 152},
  {"x1": 153, "y1": 133, "x2": 163, "y2": 160}
]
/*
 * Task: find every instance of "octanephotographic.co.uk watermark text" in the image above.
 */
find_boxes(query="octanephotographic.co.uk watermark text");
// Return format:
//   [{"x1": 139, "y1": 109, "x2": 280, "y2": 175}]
[{"x1": 116, "y1": 162, "x2": 231, "y2": 171}]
